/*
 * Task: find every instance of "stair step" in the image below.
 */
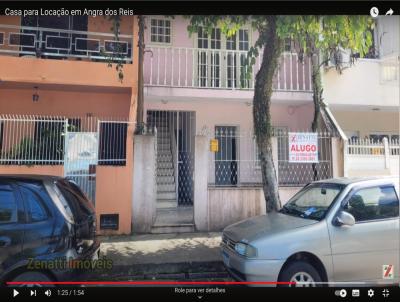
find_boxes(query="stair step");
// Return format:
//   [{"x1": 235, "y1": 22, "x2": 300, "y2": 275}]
[
  {"x1": 157, "y1": 159, "x2": 173, "y2": 165},
  {"x1": 151, "y1": 224, "x2": 195, "y2": 234},
  {"x1": 157, "y1": 162, "x2": 174, "y2": 169},
  {"x1": 157, "y1": 175, "x2": 175, "y2": 184},
  {"x1": 157, "y1": 151, "x2": 173, "y2": 156},
  {"x1": 157, "y1": 184, "x2": 176, "y2": 191},
  {"x1": 156, "y1": 199, "x2": 178, "y2": 209},
  {"x1": 157, "y1": 170, "x2": 174, "y2": 177},
  {"x1": 157, "y1": 192, "x2": 177, "y2": 200}
]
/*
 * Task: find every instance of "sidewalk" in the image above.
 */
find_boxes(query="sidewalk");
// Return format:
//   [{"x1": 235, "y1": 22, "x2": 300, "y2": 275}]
[{"x1": 86, "y1": 232, "x2": 229, "y2": 281}]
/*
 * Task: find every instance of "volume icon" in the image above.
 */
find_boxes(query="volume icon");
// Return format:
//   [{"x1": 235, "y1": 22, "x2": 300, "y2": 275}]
[{"x1": 44, "y1": 290, "x2": 51, "y2": 297}]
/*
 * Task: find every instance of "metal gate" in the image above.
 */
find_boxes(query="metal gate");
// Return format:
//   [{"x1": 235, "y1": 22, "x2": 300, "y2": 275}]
[
  {"x1": 64, "y1": 132, "x2": 98, "y2": 203},
  {"x1": 147, "y1": 110, "x2": 195, "y2": 207}
]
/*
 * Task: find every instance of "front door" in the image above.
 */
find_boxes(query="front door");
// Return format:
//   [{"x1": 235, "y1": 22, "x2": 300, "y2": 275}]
[
  {"x1": 215, "y1": 126, "x2": 238, "y2": 186},
  {"x1": 147, "y1": 110, "x2": 196, "y2": 208},
  {"x1": 328, "y1": 185, "x2": 400, "y2": 282}
]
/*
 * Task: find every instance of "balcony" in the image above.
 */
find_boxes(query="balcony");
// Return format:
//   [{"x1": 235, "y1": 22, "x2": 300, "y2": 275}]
[
  {"x1": 143, "y1": 46, "x2": 312, "y2": 102},
  {"x1": 0, "y1": 24, "x2": 135, "y2": 89}
]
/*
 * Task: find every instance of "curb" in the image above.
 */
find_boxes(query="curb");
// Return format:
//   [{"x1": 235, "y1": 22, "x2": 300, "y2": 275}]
[{"x1": 81, "y1": 261, "x2": 230, "y2": 281}]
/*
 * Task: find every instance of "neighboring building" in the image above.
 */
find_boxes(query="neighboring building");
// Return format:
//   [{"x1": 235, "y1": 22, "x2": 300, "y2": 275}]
[
  {"x1": 0, "y1": 15, "x2": 139, "y2": 234},
  {"x1": 322, "y1": 16, "x2": 400, "y2": 177},
  {"x1": 323, "y1": 16, "x2": 399, "y2": 142},
  {"x1": 140, "y1": 16, "x2": 343, "y2": 232}
]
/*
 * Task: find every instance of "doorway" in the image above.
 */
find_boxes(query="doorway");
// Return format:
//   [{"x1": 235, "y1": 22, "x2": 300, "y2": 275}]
[{"x1": 146, "y1": 110, "x2": 196, "y2": 228}]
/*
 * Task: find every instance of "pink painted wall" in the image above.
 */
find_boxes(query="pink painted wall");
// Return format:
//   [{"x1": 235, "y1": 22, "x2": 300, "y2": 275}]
[{"x1": 145, "y1": 100, "x2": 314, "y2": 133}]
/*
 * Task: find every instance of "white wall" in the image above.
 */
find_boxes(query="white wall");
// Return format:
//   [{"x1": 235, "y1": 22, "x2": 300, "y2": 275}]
[
  {"x1": 323, "y1": 59, "x2": 399, "y2": 109},
  {"x1": 376, "y1": 16, "x2": 400, "y2": 58}
]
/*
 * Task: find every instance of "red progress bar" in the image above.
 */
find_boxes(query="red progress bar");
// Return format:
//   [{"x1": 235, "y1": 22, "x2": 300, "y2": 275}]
[{"x1": 7, "y1": 281, "x2": 295, "y2": 285}]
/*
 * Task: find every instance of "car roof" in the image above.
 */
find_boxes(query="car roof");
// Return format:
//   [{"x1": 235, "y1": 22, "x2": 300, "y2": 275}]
[
  {"x1": 313, "y1": 176, "x2": 399, "y2": 186},
  {"x1": 0, "y1": 174, "x2": 63, "y2": 182}
]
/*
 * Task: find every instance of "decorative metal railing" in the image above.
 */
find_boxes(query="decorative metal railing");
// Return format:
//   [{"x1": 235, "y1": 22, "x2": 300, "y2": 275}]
[{"x1": 0, "y1": 24, "x2": 133, "y2": 62}]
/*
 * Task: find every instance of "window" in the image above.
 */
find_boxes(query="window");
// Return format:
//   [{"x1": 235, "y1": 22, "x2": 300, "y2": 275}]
[
  {"x1": 344, "y1": 186, "x2": 399, "y2": 222},
  {"x1": 282, "y1": 183, "x2": 344, "y2": 221},
  {"x1": 197, "y1": 27, "x2": 208, "y2": 49},
  {"x1": 0, "y1": 184, "x2": 17, "y2": 224},
  {"x1": 210, "y1": 28, "x2": 221, "y2": 50},
  {"x1": 150, "y1": 19, "x2": 171, "y2": 44},
  {"x1": 21, "y1": 186, "x2": 48, "y2": 223},
  {"x1": 100, "y1": 214, "x2": 119, "y2": 230},
  {"x1": 238, "y1": 29, "x2": 249, "y2": 51}
]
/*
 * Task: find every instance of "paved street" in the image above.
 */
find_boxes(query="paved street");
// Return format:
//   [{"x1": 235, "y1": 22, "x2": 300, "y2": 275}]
[{"x1": 85, "y1": 232, "x2": 232, "y2": 282}]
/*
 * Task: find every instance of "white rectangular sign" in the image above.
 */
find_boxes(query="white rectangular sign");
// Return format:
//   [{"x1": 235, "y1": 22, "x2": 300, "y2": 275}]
[{"x1": 288, "y1": 132, "x2": 319, "y2": 163}]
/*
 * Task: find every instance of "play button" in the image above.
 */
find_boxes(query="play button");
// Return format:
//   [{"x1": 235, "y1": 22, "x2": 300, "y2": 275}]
[{"x1": 13, "y1": 289, "x2": 19, "y2": 297}]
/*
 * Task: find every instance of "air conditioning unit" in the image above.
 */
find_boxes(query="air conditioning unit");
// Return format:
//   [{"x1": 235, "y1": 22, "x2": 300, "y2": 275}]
[{"x1": 324, "y1": 48, "x2": 351, "y2": 69}]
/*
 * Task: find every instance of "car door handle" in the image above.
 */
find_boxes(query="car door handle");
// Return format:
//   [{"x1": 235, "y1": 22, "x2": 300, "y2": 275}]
[{"x1": 0, "y1": 236, "x2": 11, "y2": 247}]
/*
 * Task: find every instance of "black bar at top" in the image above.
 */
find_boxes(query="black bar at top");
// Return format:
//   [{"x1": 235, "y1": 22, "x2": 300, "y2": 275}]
[{"x1": 0, "y1": 1, "x2": 399, "y2": 15}]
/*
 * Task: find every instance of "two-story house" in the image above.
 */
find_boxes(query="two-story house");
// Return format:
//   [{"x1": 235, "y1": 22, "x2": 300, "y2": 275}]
[
  {"x1": 0, "y1": 15, "x2": 138, "y2": 234},
  {"x1": 141, "y1": 16, "x2": 342, "y2": 232}
]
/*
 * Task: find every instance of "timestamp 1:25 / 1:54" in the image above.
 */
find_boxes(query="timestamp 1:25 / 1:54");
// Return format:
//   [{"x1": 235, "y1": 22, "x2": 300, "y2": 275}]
[{"x1": 57, "y1": 289, "x2": 85, "y2": 296}]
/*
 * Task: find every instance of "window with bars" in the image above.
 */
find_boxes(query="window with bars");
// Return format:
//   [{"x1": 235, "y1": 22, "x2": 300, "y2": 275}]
[{"x1": 150, "y1": 19, "x2": 171, "y2": 44}]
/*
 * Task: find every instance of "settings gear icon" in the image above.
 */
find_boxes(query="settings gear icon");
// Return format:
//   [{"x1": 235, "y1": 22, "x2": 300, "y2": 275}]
[{"x1": 368, "y1": 289, "x2": 375, "y2": 297}]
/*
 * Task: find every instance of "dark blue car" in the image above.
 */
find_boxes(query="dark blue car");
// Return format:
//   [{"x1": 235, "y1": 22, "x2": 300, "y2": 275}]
[{"x1": 0, "y1": 175, "x2": 100, "y2": 286}]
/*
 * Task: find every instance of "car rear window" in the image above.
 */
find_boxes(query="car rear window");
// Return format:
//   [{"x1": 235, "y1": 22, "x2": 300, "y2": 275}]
[
  {"x1": 0, "y1": 183, "x2": 17, "y2": 224},
  {"x1": 55, "y1": 179, "x2": 94, "y2": 221}
]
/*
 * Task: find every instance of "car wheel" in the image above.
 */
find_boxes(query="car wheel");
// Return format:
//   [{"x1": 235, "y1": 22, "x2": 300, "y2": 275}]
[
  {"x1": 279, "y1": 261, "x2": 322, "y2": 287},
  {"x1": 10, "y1": 272, "x2": 55, "y2": 287}
]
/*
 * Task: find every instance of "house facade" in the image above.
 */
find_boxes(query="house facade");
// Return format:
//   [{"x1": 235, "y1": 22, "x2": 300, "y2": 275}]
[
  {"x1": 1, "y1": 15, "x2": 397, "y2": 235},
  {"x1": 138, "y1": 16, "x2": 343, "y2": 232},
  {"x1": 0, "y1": 15, "x2": 139, "y2": 234}
]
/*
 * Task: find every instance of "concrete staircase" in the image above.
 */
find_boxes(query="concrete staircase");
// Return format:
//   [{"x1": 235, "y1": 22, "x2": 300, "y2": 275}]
[{"x1": 156, "y1": 121, "x2": 177, "y2": 209}]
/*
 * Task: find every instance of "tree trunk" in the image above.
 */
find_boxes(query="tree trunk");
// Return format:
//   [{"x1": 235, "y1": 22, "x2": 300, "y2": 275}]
[
  {"x1": 311, "y1": 53, "x2": 322, "y2": 132},
  {"x1": 310, "y1": 53, "x2": 322, "y2": 180},
  {"x1": 253, "y1": 16, "x2": 282, "y2": 213},
  {"x1": 135, "y1": 15, "x2": 145, "y2": 134}
]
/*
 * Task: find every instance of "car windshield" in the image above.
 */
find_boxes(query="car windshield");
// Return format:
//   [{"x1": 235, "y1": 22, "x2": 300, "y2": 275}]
[{"x1": 280, "y1": 183, "x2": 344, "y2": 221}]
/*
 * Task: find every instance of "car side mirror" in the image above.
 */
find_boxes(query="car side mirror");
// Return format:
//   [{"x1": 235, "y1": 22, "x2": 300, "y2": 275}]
[{"x1": 334, "y1": 211, "x2": 355, "y2": 227}]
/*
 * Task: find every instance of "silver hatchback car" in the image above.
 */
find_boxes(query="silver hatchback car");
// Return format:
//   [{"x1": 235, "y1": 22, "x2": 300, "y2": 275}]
[{"x1": 221, "y1": 177, "x2": 399, "y2": 286}]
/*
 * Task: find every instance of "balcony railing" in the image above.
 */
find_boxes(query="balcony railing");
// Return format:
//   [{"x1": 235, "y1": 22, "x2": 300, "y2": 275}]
[
  {"x1": 0, "y1": 24, "x2": 133, "y2": 62},
  {"x1": 144, "y1": 46, "x2": 312, "y2": 92}
]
